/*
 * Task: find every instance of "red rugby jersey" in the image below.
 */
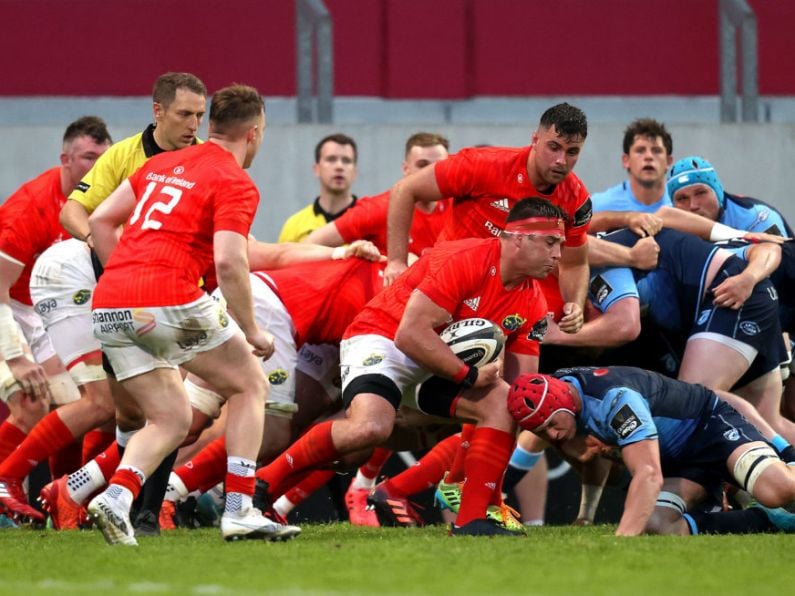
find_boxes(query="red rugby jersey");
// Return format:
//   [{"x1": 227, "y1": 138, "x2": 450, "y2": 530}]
[
  {"x1": 345, "y1": 238, "x2": 548, "y2": 356},
  {"x1": 93, "y1": 143, "x2": 258, "y2": 308},
  {"x1": 254, "y1": 258, "x2": 384, "y2": 347},
  {"x1": 0, "y1": 167, "x2": 70, "y2": 305},
  {"x1": 434, "y1": 146, "x2": 591, "y2": 246},
  {"x1": 336, "y1": 191, "x2": 450, "y2": 255}
]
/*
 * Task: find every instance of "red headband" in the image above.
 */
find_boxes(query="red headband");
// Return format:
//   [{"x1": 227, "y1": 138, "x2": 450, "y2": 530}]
[{"x1": 504, "y1": 216, "x2": 565, "y2": 237}]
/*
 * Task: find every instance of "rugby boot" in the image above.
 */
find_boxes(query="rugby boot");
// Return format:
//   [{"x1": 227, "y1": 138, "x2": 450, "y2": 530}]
[
  {"x1": 344, "y1": 480, "x2": 379, "y2": 527},
  {"x1": 0, "y1": 476, "x2": 44, "y2": 523},
  {"x1": 220, "y1": 507, "x2": 301, "y2": 542},
  {"x1": 367, "y1": 483, "x2": 424, "y2": 527}
]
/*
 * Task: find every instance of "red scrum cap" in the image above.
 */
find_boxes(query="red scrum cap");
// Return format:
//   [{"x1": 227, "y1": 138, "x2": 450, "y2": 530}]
[{"x1": 507, "y1": 373, "x2": 576, "y2": 431}]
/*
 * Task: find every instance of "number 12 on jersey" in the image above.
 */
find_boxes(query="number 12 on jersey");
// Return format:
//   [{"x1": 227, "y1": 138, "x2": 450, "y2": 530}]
[{"x1": 130, "y1": 182, "x2": 183, "y2": 230}]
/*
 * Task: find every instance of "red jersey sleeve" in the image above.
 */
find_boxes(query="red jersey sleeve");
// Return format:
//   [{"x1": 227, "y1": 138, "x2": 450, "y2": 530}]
[
  {"x1": 334, "y1": 193, "x2": 388, "y2": 244},
  {"x1": 434, "y1": 149, "x2": 479, "y2": 200},
  {"x1": 213, "y1": 176, "x2": 259, "y2": 236}
]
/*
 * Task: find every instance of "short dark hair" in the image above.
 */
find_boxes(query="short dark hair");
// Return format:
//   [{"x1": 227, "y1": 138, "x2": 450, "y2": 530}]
[
  {"x1": 209, "y1": 84, "x2": 265, "y2": 134},
  {"x1": 539, "y1": 103, "x2": 588, "y2": 141},
  {"x1": 315, "y1": 133, "x2": 357, "y2": 163},
  {"x1": 404, "y1": 132, "x2": 450, "y2": 157},
  {"x1": 622, "y1": 118, "x2": 673, "y2": 156},
  {"x1": 63, "y1": 116, "x2": 112, "y2": 145},
  {"x1": 152, "y1": 72, "x2": 207, "y2": 108},
  {"x1": 506, "y1": 197, "x2": 567, "y2": 223}
]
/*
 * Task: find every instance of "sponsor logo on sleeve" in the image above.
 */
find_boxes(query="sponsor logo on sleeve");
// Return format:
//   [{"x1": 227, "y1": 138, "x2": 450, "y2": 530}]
[
  {"x1": 75, "y1": 182, "x2": 90, "y2": 193},
  {"x1": 589, "y1": 275, "x2": 613, "y2": 306},
  {"x1": 610, "y1": 403, "x2": 642, "y2": 439},
  {"x1": 573, "y1": 198, "x2": 593, "y2": 227},
  {"x1": 527, "y1": 316, "x2": 548, "y2": 342}
]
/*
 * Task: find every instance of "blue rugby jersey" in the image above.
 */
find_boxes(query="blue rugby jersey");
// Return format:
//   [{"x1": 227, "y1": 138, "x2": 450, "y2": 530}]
[{"x1": 555, "y1": 366, "x2": 716, "y2": 460}]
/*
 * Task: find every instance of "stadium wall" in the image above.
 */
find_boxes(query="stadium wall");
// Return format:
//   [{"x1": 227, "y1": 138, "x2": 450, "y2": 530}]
[
  {"x1": 2, "y1": 121, "x2": 794, "y2": 241},
  {"x1": 1, "y1": 0, "x2": 794, "y2": 97}
]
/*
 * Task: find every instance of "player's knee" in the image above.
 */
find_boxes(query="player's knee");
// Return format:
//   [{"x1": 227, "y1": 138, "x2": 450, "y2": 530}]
[
  {"x1": 80, "y1": 385, "x2": 116, "y2": 422},
  {"x1": 6, "y1": 391, "x2": 48, "y2": 427},
  {"x1": 751, "y1": 468, "x2": 795, "y2": 507},
  {"x1": 350, "y1": 417, "x2": 392, "y2": 450}
]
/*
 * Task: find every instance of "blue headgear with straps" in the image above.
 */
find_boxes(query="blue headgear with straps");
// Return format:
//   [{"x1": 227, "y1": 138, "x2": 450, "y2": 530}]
[{"x1": 667, "y1": 156, "x2": 725, "y2": 208}]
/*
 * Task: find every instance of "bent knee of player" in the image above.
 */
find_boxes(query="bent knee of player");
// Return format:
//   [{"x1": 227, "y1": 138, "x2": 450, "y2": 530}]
[
  {"x1": 350, "y1": 417, "x2": 393, "y2": 449},
  {"x1": 751, "y1": 465, "x2": 795, "y2": 507},
  {"x1": 644, "y1": 509, "x2": 683, "y2": 535}
]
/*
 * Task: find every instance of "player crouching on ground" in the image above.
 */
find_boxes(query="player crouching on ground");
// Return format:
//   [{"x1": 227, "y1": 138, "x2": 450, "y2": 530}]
[
  {"x1": 253, "y1": 197, "x2": 565, "y2": 536},
  {"x1": 508, "y1": 366, "x2": 795, "y2": 536}
]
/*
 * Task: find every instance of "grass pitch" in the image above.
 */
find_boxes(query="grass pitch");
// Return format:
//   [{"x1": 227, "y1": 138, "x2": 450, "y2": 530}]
[{"x1": 0, "y1": 523, "x2": 791, "y2": 595}]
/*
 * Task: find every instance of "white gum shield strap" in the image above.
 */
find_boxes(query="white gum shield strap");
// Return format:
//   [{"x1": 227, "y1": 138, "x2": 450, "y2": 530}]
[{"x1": 0, "y1": 303, "x2": 25, "y2": 360}]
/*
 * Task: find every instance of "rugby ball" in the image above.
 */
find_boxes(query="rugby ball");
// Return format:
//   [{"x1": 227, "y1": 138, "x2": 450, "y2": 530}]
[{"x1": 440, "y1": 318, "x2": 505, "y2": 368}]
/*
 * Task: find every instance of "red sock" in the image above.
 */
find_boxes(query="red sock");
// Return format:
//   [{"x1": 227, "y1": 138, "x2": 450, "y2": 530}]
[
  {"x1": 446, "y1": 424, "x2": 474, "y2": 483},
  {"x1": 455, "y1": 427, "x2": 514, "y2": 527},
  {"x1": 255, "y1": 421, "x2": 341, "y2": 498},
  {"x1": 0, "y1": 421, "x2": 26, "y2": 464},
  {"x1": 284, "y1": 470, "x2": 335, "y2": 505},
  {"x1": 176, "y1": 437, "x2": 227, "y2": 493},
  {"x1": 386, "y1": 433, "x2": 460, "y2": 497},
  {"x1": 82, "y1": 430, "x2": 115, "y2": 465},
  {"x1": 49, "y1": 438, "x2": 83, "y2": 479},
  {"x1": 110, "y1": 468, "x2": 143, "y2": 500},
  {"x1": 0, "y1": 411, "x2": 75, "y2": 478},
  {"x1": 94, "y1": 441, "x2": 121, "y2": 482},
  {"x1": 359, "y1": 447, "x2": 392, "y2": 481},
  {"x1": 225, "y1": 473, "x2": 255, "y2": 497}
]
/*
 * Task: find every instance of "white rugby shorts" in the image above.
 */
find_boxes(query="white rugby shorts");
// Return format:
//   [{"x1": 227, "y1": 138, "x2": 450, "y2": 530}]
[
  {"x1": 340, "y1": 334, "x2": 430, "y2": 404},
  {"x1": 93, "y1": 293, "x2": 239, "y2": 381},
  {"x1": 31, "y1": 239, "x2": 102, "y2": 376}
]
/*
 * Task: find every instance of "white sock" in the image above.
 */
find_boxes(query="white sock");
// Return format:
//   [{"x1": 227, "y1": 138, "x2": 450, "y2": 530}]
[
  {"x1": 164, "y1": 471, "x2": 189, "y2": 502},
  {"x1": 352, "y1": 470, "x2": 377, "y2": 490},
  {"x1": 67, "y1": 460, "x2": 109, "y2": 504},
  {"x1": 273, "y1": 495, "x2": 297, "y2": 516}
]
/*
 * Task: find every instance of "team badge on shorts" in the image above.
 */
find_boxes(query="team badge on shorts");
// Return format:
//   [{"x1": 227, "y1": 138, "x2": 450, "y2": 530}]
[
  {"x1": 362, "y1": 353, "x2": 384, "y2": 366},
  {"x1": 72, "y1": 289, "x2": 91, "y2": 305},
  {"x1": 218, "y1": 309, "x2": 229, "y2": 328},
  {"x1": 268, "y1": 369, "x2": 289, "y2": 385},
  {"x1": 502, "y1": 313, "x2": 526, "y2": 332},
  {"x1": 724, "y1": 428, "x2": 740, "y2": 441},
  {"x1": 739, "y1": 321, "x2": 760, "y2": 336}
]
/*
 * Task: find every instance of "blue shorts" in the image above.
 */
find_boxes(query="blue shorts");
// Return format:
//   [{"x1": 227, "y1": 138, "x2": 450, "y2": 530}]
[
  {"x1": 692, "y1": 257, "x2": 787, "y2": 384},
  {"x1": 663, "y1": 399, "x2": 767, "y2": 497}
]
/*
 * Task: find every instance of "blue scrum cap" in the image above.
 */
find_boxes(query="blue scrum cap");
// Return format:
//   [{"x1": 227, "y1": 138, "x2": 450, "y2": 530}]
[{"x1": 667, "y1": 156, "x2": 725, "y2": 208}]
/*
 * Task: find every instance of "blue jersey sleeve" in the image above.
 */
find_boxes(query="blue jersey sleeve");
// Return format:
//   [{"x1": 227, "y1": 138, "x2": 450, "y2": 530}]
[
  {"x1": 589, "y1": 267, "x2": 638, "y2": 313},
  {"x1": 601, "y1": 387, "x2": 658, "y2": 447},
  {"x1": 723, "y1": 198, "x2": 788, "y2": 236}
]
